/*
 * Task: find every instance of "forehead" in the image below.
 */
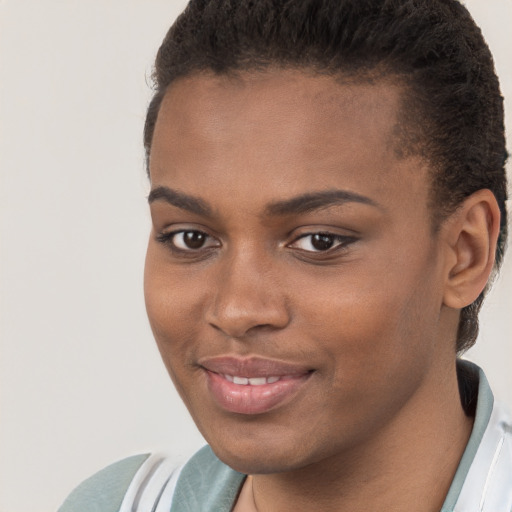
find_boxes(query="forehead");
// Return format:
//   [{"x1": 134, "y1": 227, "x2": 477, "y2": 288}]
[
  {"x1": 150, "y1": 69, "x2": 430, "y2": 214},
  {"x1": 154, "y1": 69, "x2": 404, "y2": 155}
]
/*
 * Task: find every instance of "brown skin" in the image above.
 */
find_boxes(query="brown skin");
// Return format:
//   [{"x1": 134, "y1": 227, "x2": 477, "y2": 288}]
[{"x1": 144, "y1": 70, "x2": 500, "y2": 511}]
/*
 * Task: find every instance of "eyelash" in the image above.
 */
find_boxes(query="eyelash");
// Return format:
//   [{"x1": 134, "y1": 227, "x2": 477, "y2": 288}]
[
  {"x1": 155, "y1": 230, "x2": 357, "y2": 257},
  {"x1": 155, "y1": 230, "x2": 220, "y2": 255},
  {"x1": 288, "y1": 232, "x2": 356, "y2": 254}
]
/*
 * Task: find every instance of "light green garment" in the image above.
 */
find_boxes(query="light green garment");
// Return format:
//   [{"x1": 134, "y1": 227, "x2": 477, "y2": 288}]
[
  {"x1": 58, "y1": 454, "x2": 151, "y2": 512},
  {"x1": 58, "y1": 448, "x2": 244, "y2": 512}
]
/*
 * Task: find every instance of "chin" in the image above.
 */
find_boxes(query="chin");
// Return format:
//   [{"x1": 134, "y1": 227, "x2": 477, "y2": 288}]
[
  {"x1": 213, "y1": 446, "x2": 300, "y2": 475},
  {"x1": 203, "y1": 427, "x2": 322, "y2": 475}
]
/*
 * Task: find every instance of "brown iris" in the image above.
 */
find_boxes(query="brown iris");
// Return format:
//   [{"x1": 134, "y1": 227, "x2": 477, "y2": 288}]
[
  {"x1": 311, "y1": 234, "x2": 335, "y2": 251},
  {"x1": 183, "y1": 231, "x2": 206, "y2": 249}
]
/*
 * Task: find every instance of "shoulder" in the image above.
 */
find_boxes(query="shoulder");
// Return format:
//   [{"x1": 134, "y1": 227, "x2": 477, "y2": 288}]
[
  {"x1": 58, "y1": 453, "x2": 152, "y2": 512},
  {"x1": 58, "y1": 447, "x2": 245, "y2": 512}
]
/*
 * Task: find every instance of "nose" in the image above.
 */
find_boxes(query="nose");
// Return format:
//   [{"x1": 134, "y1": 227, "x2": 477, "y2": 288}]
[{"x1": 206, "y1": 249, "x2": 290, "y2": 338}]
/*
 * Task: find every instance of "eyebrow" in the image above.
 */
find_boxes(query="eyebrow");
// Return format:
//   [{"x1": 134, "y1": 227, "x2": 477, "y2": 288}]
[
  {"x1": 148, "y1": 186, "x2": 212, "y2": 216},
  {"x1": 264, "y1": 189, "x2": 381, "y2": 216},
  {"x1": 147, "y1": 186, "x2": 380, "y2": 218}
]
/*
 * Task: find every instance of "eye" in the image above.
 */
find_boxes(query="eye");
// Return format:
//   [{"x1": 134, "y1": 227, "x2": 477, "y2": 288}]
[
  {"x1": 156, "y1": 229, "x2": 220, "y2": 252},
  {"x1": 289, "y1": 232, "x2": 354, "y2": 252}
]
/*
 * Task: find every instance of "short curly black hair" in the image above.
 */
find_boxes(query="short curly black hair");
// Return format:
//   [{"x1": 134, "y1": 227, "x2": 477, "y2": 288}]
[{"x1": 144, "y1": 0, "x2": 508, "y2": 353}]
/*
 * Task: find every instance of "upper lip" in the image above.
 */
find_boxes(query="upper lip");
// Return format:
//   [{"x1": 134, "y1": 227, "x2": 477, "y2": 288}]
[{"x1": 198, "y1": 356, "x2": 312, "y2": 378}]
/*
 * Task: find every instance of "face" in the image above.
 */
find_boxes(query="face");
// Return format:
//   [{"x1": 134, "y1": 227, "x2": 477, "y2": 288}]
[{"x1": 144, "y1": 70, "x2": 454, "y2": 475}]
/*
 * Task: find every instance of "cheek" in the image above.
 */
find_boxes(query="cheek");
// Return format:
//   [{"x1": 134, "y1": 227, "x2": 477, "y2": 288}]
[
  {"x1": 305, "y1": 284, "x2": 439, "y2": 426},
  {"x1": 296, "y1": 258, "x2": 441, "y2": 377},
  {"x1": 144, "y1": 243, "x2": 204, "y2": 359},
  {"x1": 144, "y1": 249, "x2": 208, "y2": 407}
]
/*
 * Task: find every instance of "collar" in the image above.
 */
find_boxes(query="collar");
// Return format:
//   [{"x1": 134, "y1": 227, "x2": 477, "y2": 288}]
[{"x1": 441, "y1": 360, "x2": 512, "y2": 511}]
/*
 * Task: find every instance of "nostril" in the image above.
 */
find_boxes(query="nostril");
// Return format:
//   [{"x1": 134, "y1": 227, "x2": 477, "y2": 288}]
[{"x1": 207, "y1": 306, "x2": 290, "y2": 339}]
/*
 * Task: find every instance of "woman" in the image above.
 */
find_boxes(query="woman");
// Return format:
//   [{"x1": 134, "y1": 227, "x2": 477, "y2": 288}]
[{"x1": 59, "y1": 0, "x2": 511, "y2": 510}]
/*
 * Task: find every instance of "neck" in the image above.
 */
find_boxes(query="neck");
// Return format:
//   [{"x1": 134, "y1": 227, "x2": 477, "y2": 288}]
[{"x1": 237, "y1": 360, "x2": 473, "y2": 512}]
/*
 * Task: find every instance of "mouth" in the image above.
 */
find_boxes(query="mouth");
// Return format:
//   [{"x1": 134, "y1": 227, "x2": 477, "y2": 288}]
[{"x1": 199, "y1": 356, "x2": 314, "y2": 415}]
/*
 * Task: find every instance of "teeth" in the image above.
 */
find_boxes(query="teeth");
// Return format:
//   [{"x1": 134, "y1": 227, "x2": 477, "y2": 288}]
[
  {"x1": 224, "y1": 375, "x2": 281, "y2": 385},
  {"x1": 248, "y1": 377, "x2": 266, "y2": 386}
]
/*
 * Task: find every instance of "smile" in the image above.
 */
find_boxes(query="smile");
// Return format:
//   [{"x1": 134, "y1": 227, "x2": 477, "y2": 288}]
[{"x1": 199, "y1": 356, "x2": 313, "y2": 415}]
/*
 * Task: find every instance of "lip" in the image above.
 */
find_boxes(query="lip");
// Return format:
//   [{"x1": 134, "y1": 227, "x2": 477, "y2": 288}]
[
  {"x1": 199, "y1": 356, "x2": 313, "y2": 415},
  {"x1": 199, "y1": 356, "x2": 312, "y2": 378}
]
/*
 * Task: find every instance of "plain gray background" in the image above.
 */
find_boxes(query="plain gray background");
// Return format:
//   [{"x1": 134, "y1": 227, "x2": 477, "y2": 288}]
[{"x1": 0, "y1": 1, "x2": 510, "y2": 510}]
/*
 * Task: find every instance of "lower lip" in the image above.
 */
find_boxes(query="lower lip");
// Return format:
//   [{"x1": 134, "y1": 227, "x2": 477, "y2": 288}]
[{"x1": 205, "y1": 371, "x2": 312, "y2": 415}]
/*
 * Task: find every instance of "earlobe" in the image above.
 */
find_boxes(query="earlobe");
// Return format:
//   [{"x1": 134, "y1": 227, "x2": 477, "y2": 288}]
[{"x1": 443, "y1": 189, "x2": 501, "y2": 309}]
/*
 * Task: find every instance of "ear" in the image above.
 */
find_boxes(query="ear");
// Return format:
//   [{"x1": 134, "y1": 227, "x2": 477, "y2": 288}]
[{"x1": 442, "y1": 189, "x2": 501, "y2": 309}]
